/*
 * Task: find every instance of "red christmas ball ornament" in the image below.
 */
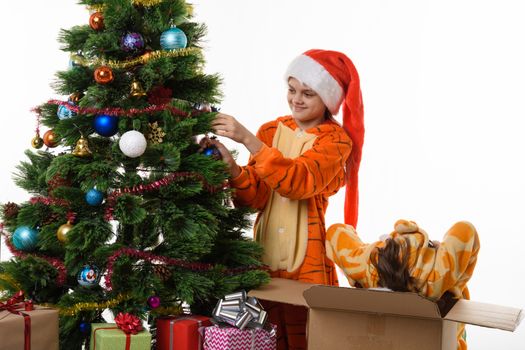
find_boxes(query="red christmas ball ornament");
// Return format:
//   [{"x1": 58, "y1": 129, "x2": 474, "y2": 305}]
[
  {"x1": 94, "y1": 66, "x2": 114, "y2": 84},
  {"x1": 43, "y1": 130, "x2": 58, "y2": 148},
  {"x1": 89, "y1": 12, "x2": 104, "y2": 31}
]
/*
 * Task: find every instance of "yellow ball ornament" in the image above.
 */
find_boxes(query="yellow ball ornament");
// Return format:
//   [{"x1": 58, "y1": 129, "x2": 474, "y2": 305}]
[
  {"x1": 31, "y1": 134, "x2": 44, "y2": 149},
  {"x1": 57, "y1": 221, "x2": 73, "y2": 243}
]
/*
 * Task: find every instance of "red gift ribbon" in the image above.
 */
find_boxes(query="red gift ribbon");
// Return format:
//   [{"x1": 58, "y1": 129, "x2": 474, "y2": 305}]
[
  {"x1": 0, "y1": 291, "x2": 31, "y2": 350},
  {"x1": 93, "y1": 313, "x2": 142, "y2": 350}
]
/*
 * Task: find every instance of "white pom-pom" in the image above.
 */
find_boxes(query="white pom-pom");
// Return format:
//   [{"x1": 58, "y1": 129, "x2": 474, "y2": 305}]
[{"x1": 119, "y1": 130, "x2": 147, "y2": 158}]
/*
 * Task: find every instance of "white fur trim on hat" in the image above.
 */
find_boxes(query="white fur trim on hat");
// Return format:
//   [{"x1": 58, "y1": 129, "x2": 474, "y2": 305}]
[{"x1": 284, "y1": 54, "x2": 344, "y2": 115}]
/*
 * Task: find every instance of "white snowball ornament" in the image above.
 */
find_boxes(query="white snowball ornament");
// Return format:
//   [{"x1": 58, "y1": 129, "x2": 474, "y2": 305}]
[{"x1": 119, "y1": 130, "x2": 147, "y2": 158}]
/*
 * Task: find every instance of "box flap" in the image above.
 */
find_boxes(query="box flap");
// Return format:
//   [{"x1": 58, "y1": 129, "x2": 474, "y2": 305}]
[
  {"x1": 248, "y1": 278, "x2": 310, "y2": 307},
  {"x1": 444, "y1": 299, "x2": 523, "y2": 331},
  {"x1": 303, "y1": 284, "x2": 443, "y2": 319}
]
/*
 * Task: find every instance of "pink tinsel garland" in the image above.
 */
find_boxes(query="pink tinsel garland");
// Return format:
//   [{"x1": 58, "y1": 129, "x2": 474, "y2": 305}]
[
  {"x1": 45, "y1": 100, "x2": 194, "y2": 118},
  {"x1": 104, "y1": 172, "x2": 218, "y2": 221},
  {"x1": 0, "y1": 225, "x2": 67, "y2": 287},
  {"x1": 104, "y1": 247, "x2": 268, "y2": 291},
  {"x1": 30, "y1": 197, "x2": 70, "y2": 207}
]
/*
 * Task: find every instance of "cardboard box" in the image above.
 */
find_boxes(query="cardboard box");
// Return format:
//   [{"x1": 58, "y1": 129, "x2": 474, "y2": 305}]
[
  {"x1": 249, "y1": 278, "x2": 523, "y2": 350},
  {"x1": 0, "y1": 305, "x2": 59, "y2": 350}
]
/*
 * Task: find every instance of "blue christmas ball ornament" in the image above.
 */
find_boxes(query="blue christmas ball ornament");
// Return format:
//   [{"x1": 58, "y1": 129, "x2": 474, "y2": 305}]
[
  {"x1": 93, "y1": 114, "x2": 119, "y2": 137},
  {"x1": 77, "y1": 264, "x2": 101, "y2": 287},
  {"x1": 12, "y1": 226, "x2": 39, "y2": 251},
  {"x1": 85, "y1": 188, "x2": 104, "y2": 206},
  {"x1": 121, "y1": 32, "x2": 145, "y2": 52},
  {"x1": 57, "y1": 103, "x2": 77, "y2": 120},
  {"x1": 160, "y1": 26, "x2": 187, "y2": 50},
  {"x1": 202, "y1": 145, "x2": 222, "y2": 160},
  {"x1": 79, "y1": 322, "x2": 90, "y2": 333},
  {"x1": 68, "y1": 58, "x2": 81, "y2": 69}
]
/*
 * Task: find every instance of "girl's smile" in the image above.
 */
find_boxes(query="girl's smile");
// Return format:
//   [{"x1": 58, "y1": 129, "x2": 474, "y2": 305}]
[{"x1": 287, "y1": 77, "x2": 327, "y2": 130}]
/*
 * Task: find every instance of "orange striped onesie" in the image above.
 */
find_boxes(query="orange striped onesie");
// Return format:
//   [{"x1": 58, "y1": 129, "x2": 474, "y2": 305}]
[
  {"x1": 230, "y1": 115, "x2": 352, "y2": 349},
  {"x1": 326, "y1": 219, "x2": 480, "y2": 350}
]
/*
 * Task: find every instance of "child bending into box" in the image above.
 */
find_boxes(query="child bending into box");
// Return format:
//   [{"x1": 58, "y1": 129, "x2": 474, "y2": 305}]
[{"x1": 325, "y1": 219, "x2": 480, "y2": 350}]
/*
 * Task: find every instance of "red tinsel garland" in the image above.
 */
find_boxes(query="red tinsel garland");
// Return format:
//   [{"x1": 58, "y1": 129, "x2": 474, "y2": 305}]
[
  {"x1": 104, "y1": 172, "x2": 218, "y2": 221},
  {"x1": 34, "y1": 107, "x2": 42, "y2": 135},
  {"x1": 104, "y1": 247, "x2": 268, "y2": 291},
  {"x1": 30, "y1": 197, "x2": 70, "y2": 207},
  {"x1": 66, "y1": 211, "x2": 76, "y2": 223},
  {"x1": 0, "y1": 225, "x2": 67, "y2": 287},
  {"x1": 45, "y1": 100, "x2": 194, "y2": 118},
  {"x1": 26, "y1": 174, "x2": 220, "y2": 222}
]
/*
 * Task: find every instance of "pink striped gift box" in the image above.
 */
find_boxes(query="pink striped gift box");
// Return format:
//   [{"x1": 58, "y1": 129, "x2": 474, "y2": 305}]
[{"x1": 203, "y1": 324, "x2": 276, "y2": 350}]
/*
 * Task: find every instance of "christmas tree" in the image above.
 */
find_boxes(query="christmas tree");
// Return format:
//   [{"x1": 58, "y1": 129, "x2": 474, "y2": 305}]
[{"x1": 0, "y1": 0, "x2": 269, "y2": 348}]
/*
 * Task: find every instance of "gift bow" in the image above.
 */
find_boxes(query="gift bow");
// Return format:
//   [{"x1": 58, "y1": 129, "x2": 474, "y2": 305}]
[
  {"x1": 0, "y1": 291, "x2": 33, "y2": 350},
  {"x1": 0, "y1": 290, "x2": 25, "y2": 311},
  {"x1": 115, "y1": 312, "x2": 143, "y2": 334},
  {"x1": 212, "y1": 290, "x2": 269, "y2": 330}
]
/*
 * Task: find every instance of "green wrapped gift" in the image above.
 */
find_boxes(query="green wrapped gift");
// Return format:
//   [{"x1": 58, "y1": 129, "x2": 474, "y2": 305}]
[{"x1": 90, "y1": 323, "x2": 151, "y2": 350}]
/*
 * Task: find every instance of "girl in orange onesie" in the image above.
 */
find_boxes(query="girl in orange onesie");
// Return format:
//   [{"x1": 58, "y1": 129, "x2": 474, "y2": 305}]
[
  {"x1": 209, "y1": 49, "x2": 365, "y2": 349},
  {"x1": 325, "y1": 219, "x2": 480, "y2": 350}
]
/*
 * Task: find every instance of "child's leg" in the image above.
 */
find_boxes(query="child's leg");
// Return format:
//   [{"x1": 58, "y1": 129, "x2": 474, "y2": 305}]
[
  {"x1": 260, "y1": 300, "x2": 288, "y2": 350},
  {"x1": 427, "y1": 221, "x2": 480, "y2": 299},
  {"x1": 283, "y1": 304, "x2": 308, "y2": 350},
  {"x1": 262, "y1": 249, "x2": 337, "y2": 349},
  {"x1": 457, "y1": 323, "x2": 467, "y2": 350},
  {"x1": 433, "y1": 221, "x2": 479, "y2": 350},
  {"x1": 260, "y1": 300, "x2": 308, "y2": 350}
]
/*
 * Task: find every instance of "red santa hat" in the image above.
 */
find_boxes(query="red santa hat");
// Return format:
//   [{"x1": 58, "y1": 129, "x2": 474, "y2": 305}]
[{"x1": 285, "y1": 49, "x2": 364, "y2": 227}]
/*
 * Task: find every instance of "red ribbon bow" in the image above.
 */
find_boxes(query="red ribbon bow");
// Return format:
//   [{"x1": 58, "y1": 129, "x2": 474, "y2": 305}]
[
  {"x1": 115, "y1": 312, "x2": 143, "y2": 335},
  {"x1": 0, "y1": 290, "x2": 25, "y2": 311},
  {"x1": 0, "y1": 291, "x2": 31, "y2": 350},
  {"x1": 93, "y1": 313, "x2": 144, "y2": 350}
]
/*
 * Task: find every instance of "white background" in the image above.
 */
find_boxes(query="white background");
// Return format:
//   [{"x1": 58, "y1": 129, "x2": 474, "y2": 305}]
[{"x1": 1, "y1": 1, "x2": 524, "y2": 348}]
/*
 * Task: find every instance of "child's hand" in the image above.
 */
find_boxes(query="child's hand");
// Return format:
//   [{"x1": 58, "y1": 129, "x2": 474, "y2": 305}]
[
  {"x1": 201, "y1": 136, "x2": 241, "y2": 178},
  {"x1": 212, "y1": 113, "x2": 262, "y2": 154},
  {"x1": 212, "y1": 113, "x2": 250, "y2": 143}
]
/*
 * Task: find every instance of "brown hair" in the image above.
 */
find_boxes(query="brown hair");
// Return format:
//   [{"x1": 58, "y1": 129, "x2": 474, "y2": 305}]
[{"x1": 372, "y1": 238, "x2": 418, "y2": 293}]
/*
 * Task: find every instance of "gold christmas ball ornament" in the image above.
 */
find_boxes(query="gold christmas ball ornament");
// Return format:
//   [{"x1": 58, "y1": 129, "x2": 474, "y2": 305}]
[
  {"x1": 43, "y1": 130, "x2": 59, "y2": 148},
  {"x1": 57, "y1": 221, "x2": 74, "y2": 243},
  {"x1": 89, "y1": 12, "x2": 105, "y2": 31},
  {"x1": 94, "y1": 66, "x2": 114, "y2": 84},
  {"x1": 72, "y1": 136, "x2": 93, "y2": 157},
  {"x1": 31, "y1": 134, "x2": 44, "y2": 149},
  {"x1": 69, "y1": 92, "x2": 84, "y2": 104}
]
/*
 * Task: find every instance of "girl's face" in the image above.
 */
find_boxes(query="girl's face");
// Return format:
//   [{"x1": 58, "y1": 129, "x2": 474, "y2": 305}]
[{"x1": 287, "y1": 77, "x2": 328, "y2": 130}]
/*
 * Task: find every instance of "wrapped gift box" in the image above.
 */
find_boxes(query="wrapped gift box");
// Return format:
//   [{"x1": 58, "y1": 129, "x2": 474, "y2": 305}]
[
  {"x1": 156, "y1": 315, "x2": 211, "y2": 350},
  {"x1": 90, "y1": 323, "x2": 151, "y2": 350},
  {"x1": 203, "y1": 324, "x2": 276, "y2": 350},
  {"x1": 0, "y1": 305, "x2": 59, "y2": 350}
]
